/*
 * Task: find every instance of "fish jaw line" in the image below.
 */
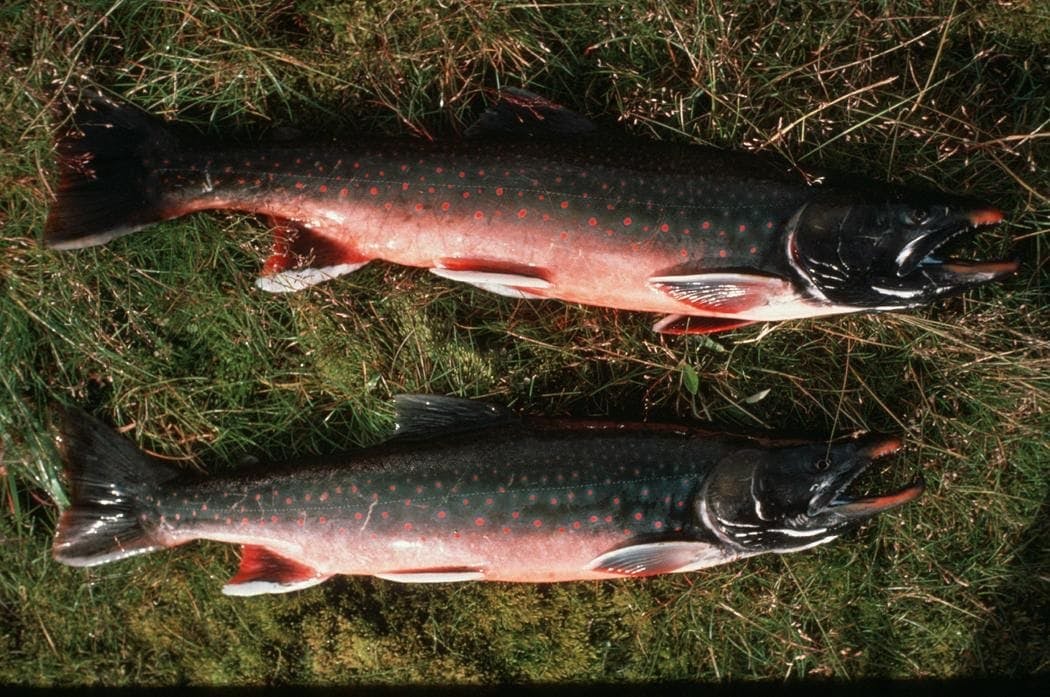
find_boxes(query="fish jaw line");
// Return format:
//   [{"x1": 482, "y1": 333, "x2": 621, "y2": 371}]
[
  {"x1": 896, "y1": 208, "x2": 1008, "y2": 279},
  {"x1": 816, "y1": 435, "x2": 923, "y2": 523}
]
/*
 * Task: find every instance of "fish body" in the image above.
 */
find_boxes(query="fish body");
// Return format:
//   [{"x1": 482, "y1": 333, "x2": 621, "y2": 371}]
[
  {"x1": 44, "y1": 89, "x2": 1016, "y2": 334},
  {"x1": 53, "y1": 396, "x2": 922, "y2": 595}
]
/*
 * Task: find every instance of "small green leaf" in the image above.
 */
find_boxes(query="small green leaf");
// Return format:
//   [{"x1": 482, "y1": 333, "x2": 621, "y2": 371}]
[{"x1": 681, "y1": 363, "x2": 699, "y2": 395}]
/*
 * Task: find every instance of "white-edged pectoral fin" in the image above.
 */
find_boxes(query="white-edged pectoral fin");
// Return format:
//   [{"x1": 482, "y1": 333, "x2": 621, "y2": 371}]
[
  {"x1": 587, "y1": 541, "x2": 730, "y2": 576},
  {"x1": 256, "y1": 262, "x2": 369, "y2": 293}
]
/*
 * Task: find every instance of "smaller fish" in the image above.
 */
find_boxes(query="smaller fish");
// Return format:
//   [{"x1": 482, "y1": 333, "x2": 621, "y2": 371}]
[{"x1": 52, "y1": 396, "x2": 923, "y2": 595}]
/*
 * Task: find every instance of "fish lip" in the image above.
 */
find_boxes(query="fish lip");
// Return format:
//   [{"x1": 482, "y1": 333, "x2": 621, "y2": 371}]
[
  {"x1": 895, "y1": 207, "x2": 1007, "y2": 278},
  {"x1": 809, "y1": 435, "x2": 920, "y2": 520}
]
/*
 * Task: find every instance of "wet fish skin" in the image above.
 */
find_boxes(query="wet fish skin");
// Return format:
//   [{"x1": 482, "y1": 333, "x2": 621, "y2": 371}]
[
  {"x1": 42, "y1": 89, "x2": 1016, "y2": 334},
  {"x1": 52, "y1": 396, "x2": 922, "y2": 595}
]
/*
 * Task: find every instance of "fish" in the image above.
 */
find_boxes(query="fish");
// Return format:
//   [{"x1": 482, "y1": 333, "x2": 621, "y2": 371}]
[
  {"x1": 42, "y1": 89, "x2": 1017, "y2": 333},
  {"x1": 52, "y1": 395, "x2": 923, "y2": 595}
]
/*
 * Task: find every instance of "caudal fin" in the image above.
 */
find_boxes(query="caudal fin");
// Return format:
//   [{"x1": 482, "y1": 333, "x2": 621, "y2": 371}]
[
  {"x1": 52, "y1": 408, "x2": 179, "y2": 567},
  {"x1": 44, "y1": 89, "x2": 181, "y2": 250}
]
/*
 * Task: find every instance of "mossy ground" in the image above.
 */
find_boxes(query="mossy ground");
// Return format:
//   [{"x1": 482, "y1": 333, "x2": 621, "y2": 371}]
[{"x1": 1, "y1": 0, "x2": 1047, "y2": 686}]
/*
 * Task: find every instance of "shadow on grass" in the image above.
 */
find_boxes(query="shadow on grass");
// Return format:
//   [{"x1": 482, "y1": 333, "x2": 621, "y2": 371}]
[{"x1": 963, "y1": 487, "x2": 1049, "y2": 676}]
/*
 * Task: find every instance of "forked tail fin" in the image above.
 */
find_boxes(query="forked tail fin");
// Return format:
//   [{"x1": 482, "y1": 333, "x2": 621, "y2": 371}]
[
  {"x1": 51, "y1": 408, "x2": 179, "y2": 567},
  {"x1": 44, "y1": 89, "x2": 182, "y2": 249}
]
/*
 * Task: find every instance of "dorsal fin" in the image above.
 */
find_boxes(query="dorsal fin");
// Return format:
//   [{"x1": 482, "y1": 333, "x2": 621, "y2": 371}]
[
  {"x1": 392, "y1": 395, "x2": 515, "y2": 441},
  {"x1": 465, "y1": 88, "x2": 596, "y2": 139}
]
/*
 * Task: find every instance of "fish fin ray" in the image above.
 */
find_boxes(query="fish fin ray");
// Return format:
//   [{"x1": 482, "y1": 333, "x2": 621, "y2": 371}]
[
  {"x1": 653, "y1": 314, "x2": 756, "y2": 335},
  {"x1": 257, "y1": 220, "x2": 371, "y2": 293},
  {"x1": 51, "y1": 407, "x2": 179, "y2": 567},
  {"x1": 45, "y1": 89, "x2": 182, "y2": 249},
  {"x1": 392, "y1": 395, "x2": 515, "y2": 441},
  {"x1": 222, "y1": 545, "x2": 330, "y2": 596},
  {"x1": 374, "y1": 567, "x2": 486, "y2": 583},
  {"x1": 465, "y1": 88, "x2": 596, "y2": 139},
  {"x1": 587, "y1": 541, "x2": 727, "y2": 576},
  {"x1": 431, "y1": 260, "x2": 552, "y2": 299},
  {"x1": 649, "y1": 272, "x2": 795, "y2": 314}
]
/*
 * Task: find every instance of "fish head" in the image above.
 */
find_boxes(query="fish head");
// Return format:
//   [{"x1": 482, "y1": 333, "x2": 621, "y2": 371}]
[
  {"x1": 701, "y1": 435, "x2": 923, "y2": 554},
  {"x1": 788, "y1": 187, "x2": 1017, "y2": 309}
]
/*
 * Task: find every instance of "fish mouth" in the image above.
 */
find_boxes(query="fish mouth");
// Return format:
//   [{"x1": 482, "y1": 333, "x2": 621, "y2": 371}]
[
  {"x1": 895, "y1": 207, "x2": 1017, "y2": 283},
  {"x1": 810, "y1": 435, "x2": 924, "y2": 522}
]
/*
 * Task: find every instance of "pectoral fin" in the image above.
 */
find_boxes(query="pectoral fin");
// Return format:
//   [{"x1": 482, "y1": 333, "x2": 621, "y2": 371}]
[
  {"x1": 649, "y1": 272, "x2": 795, "y2": 314},
  {"x1": 587, "y1": 541, "x2": 728, "y2": 576},
  {"x1": 653, "y1": 314, "x2": 756, "y2": 335},
  {"x1": 222, "y1": 545, "x2": 331, "y2": 596}
]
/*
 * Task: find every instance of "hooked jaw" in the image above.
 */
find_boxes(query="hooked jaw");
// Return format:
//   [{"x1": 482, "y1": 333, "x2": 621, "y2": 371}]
[
  {"x1": 894, "y1": 207, "x2": 1018, "y2": 295},
  {"x1": 816, "y1": 435, "x2": 924, "y2": 523}
]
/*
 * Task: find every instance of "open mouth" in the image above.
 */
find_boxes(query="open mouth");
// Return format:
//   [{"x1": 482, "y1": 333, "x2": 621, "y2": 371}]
[
  {"x1": 814, "y1": 435, "x2": 924, "y2": 521},
  {"x1": 896, "y1": 207, "x2": 1018, "y2": 284}
]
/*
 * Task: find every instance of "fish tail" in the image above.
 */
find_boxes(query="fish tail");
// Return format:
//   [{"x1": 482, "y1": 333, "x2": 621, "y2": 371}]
[
  {"x1": 44, "y1": 89, "x2": 182, "y2": 249},
  {"x1": 51, "y1": 408, "x2": 179, "y2": 567}
]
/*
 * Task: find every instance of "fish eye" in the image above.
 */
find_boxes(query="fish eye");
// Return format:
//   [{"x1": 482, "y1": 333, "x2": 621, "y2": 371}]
[
  {"x1": 901, "y1": 207, "x2": 929, "y2": 226},
  {"x1": 814, "y1": 458, "x2": 831, "y2": 472}
]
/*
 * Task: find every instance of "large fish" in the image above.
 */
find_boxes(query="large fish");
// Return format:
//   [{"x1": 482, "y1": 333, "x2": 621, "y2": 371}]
[
  {"x1": 43, "y1": 89, "x2": 1015, "y2": 333},
  {"x1": 53, "y1": 395, "x2": 922, "y2": 595}
]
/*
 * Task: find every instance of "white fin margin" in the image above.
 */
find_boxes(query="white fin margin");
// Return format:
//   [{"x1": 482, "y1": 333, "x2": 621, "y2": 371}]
[
  {"x1": 256, "y1": 262, "x2": 368, "y2": 293},
  {"x1": 430, "y1": 267, "x2": 550, "y2": 299},
  {"x1": 373, "y1": 570, "x2": 486, "y2": 584},
  {"x1": 222, "y1": 574, "x2": 331, "y2": 596}
]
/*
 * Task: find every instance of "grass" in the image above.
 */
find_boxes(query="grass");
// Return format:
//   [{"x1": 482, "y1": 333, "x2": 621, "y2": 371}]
[{"x1": 1, "y1": 0, "x2": 1047, "y2": 686}]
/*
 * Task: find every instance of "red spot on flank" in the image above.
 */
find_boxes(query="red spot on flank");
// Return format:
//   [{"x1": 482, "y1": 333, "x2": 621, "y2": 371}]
[
  {"x1": 739, "y1": 224, "x2": 747, "y2": 232},
  {"x1": 320, "y1": 492, "x2": 329, "y2": 502},
  {"x1": 462, "y1": 191, "x2": 471, "y2": 199},
  {"x1": 495, "y1": 187, "x2": 504, "y2": 196},
  {"x1": 381, "y1": 511, "x2": 389, "y2": 519},
  {"x1": 475, "y1": 517, "x2": 485, "y2": 527},
  {"x1": 174, "y1": 513, "x2": 181, "y2": 521},
  {"x1": 750, "y1": 245, "x2": 758, "y2": 254},
  {"x1": 437, "y1": 510, "x2": 447, "y2": 519},
  {"x1": 404, "y1": 499, "x2": 412, "y2": 507},
  {"x1": 271, "y1": 515, "x2": 279, "y2": 523},
  {"x1": 660, "y1": 223, "x2": 670, "y2": 233},
  {"x1": 475, "y1": 211, "x2": 484, "y2": 220},
  {"x1": 512, "y1": 511, "x2": 520, "y2": 519},
  {"x1": 404, "y1": 522, "x2": 413, "y2": 531},
  {"x1": 462, "y1": 498, "x2": 470, "y2": 506},
  {"x1": 452, "y1": 532, "x2": 461, "y2": 539},
  {"x1": 560, "y1": 200, "x2": 569, "y2": 209},
  {"x1": 533, "y1": 519, "x2": 543, "y2": 528},
  {"x1": 702, "y1": 221, "x2": 711, "y2": 230},
  {"x1": 297, "y1": 518, "x2": 304, "y2": 526},
  {"x1": 654, "y1": 521, "x2": 663, "y2": 530},
  {"x1": 369, "y1": 186, "x2": 379, "y2": 196},
  {"x1": 613, "y1": 497, "x2": 620, "y2": 505},
  {"x1": 400, "y1": 164, "x2": 409, "y2": 172},
  {"x1": 680, "y1": 249, "x2": 688, "y2": 258},
  {"x1": 441, "y1": 202, "x2": 450, "y2": 211},
  {"x1": 766, "y1": 221, "x2": 774, "y2": 229},
  {"x1": 319, "y1": 185, "x2": 327, "y2": 193},
  {"x1": 604, "y1": 515, "x2": 613, "y2": 523},
  {"x1": 573, "y1": 521, "x2": 581, "y2": 529},
  {"x1": 294, "y1": 181, "x2": 305, "y2": 190},
  {"x1": 304, "y1": 493, "x2": 312, "y2": 502},
  {"x1": 550, "y1": 497, "x2": 559, "y2": 505},
  {"x1": 458, "y1": 171, "x2": 466, "y2": 178},
  {"x1": 435, "y1": 166, "x2": 444, "y2": 174},
  {"x1": 518, "y1": 208, "x2": 527, "y2": 218},
  {"x1": 254, "y1": 493, "x2": 261, "y2": 501},
  {"x1": 537, "y1": 194, "x2": 545, "y2": 201},
  {"x1": 588, "y1": 217, "x2": 598, "y2": 226},
  {"x1": 402, "y1": 182, "x2": 410, "y2": 191},
  {"x1": 319, "y1": 516, "x2": 327, "y2": 524},
  {"x1": 285, "y1": 497, "x2": 293, "y2": 505},
  {"x1": 350, "y1": 485, "x2": 358, "y2": 494},
  {"x1": 355, "y1": 512, "x2": 363, "y2": 520},
  {"x1": 719, "y1": 249, "x2": 728, "y2": 258},
  {"x1": 634, "y1": 512, "x2": 643, "y2": 521},
  {"x1": 416, "y1": 203, "x2": 425, "y2": 212},
  {"x1": 389, "y1": 484, "x2": 397, "y2": 492},
  {"x1": 589, "y1": 515, "x2": 598, "y2": 523},
  {"x1": 485, "y1": 498, "x2": 494, "y2": 505},
  {"x1": 201, "y1": 504, "x2": 207, "y2": 512},
  {"x1": 503, "y1": 527, "x2": 511, "y2": 534},
  {"x1": 335, "y1": 486, "x2": 343, "y2": 494},
  {"x1": 606, "y1": 203, "x2": 615, "y2": 211}
]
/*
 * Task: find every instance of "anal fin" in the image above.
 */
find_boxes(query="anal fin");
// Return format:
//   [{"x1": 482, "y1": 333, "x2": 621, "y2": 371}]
[
  {"x1": 374, "y1": 567, "x2": 486, "y2": 583},
  {"x1": 222, "y1": 545, "x2": 331, "y2": 596},
  {"x1": 257, "y1": 218, "x2": 370, "y2": 293},
  {"x1": 587, "y1": 541, "x2": 727, "y2": 577}
]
